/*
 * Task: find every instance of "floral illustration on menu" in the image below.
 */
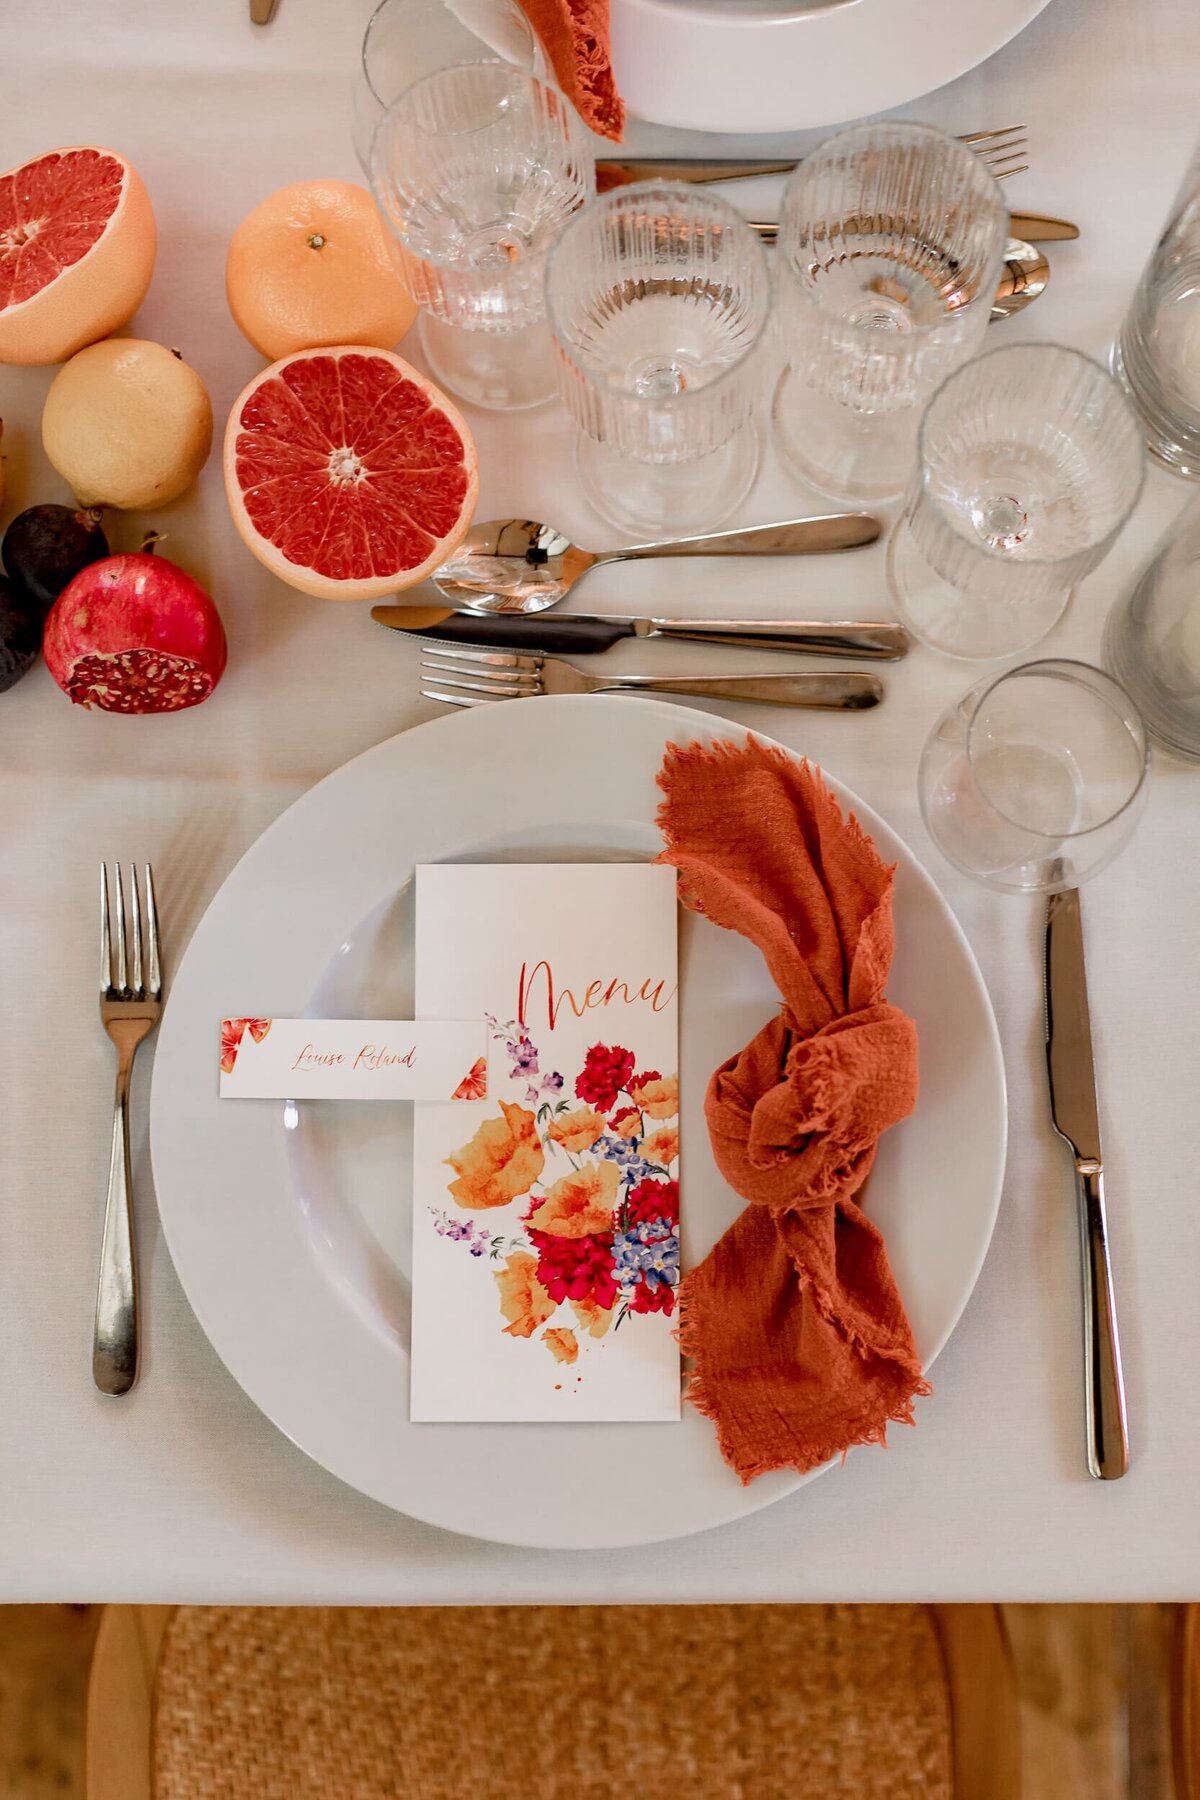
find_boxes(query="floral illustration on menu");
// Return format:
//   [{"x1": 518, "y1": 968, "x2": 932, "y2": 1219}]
[{"x1": 430, "y1": 1019, "x2": 679, "y2": 1366}]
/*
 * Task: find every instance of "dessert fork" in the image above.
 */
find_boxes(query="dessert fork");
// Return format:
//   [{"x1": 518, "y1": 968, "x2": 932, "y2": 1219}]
[
  {"x1": 420, "y1": 644, "x2": 882, "y2": 710},
  {"x1": 95, "y1": 863, "x2": 162, "y2": 1396}
]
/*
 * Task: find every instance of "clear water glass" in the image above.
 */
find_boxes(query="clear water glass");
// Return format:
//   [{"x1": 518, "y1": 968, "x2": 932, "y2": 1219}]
[
  {"x1": 370, "y1": 64, "x2": 592, "y2": 412},
  {"x1": 888, "y1": 344, "x2": 1145, "y2": 661},
  {"x1": 1113, "y1": 137, "x2": 1200, "y2": 477},
  {"x1": 919, "y1": 660, "x2": 1149, "y2": 894},
  {"x1": 351, "y1": 0, "x2": 543, "y2": 175},
  {"x1": 544, "y1": 182, "x2": 772, "y2": 536},
  {"x1": 772, "y1": 121, "x2": 1007, "y2": 505},
  {"x1": 1105, "y1": 491, "x2": 1200, "y2": 760}
]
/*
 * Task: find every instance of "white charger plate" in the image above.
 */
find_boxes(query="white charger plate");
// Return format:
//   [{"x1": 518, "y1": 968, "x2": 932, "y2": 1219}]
[
  {"x1": 610, "y1": 0, "x2": 1054, "y2": 134},
  {"x1": 149, "y1": 696, "x2": 1006, "y2": 1550}
]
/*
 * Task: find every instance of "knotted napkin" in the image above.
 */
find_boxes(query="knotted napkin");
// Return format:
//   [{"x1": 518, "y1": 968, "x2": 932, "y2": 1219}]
[
  {"x1": 519, "y1": 0, "x2": 624, "y2": 140},
  {"x1": 656, "y1": 737, "x2": 926, "y2": 1484}
]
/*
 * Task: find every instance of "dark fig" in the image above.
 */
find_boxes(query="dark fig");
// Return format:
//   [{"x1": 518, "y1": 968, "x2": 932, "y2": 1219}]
[
  {"x1": 1, "y1": 504, "x2": 108, "y2": 616},
  {"x1": 0, "y1": 575, "x2": 41, "y2": 692}
]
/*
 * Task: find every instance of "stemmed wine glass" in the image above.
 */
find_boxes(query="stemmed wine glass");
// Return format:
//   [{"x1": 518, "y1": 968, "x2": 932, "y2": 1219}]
[
  {"x1": 773, "y1": 121, "x2": 1007, "y2": 505},
  {"x1": 370, "y1": 62, "x2": 593, "y2": 412},
  {"x1": 351, "y1": 0, "x2": 544, "y2": 175},
  {"x1": 545, "y1": 183, "x2": 772, "y2": 535}
]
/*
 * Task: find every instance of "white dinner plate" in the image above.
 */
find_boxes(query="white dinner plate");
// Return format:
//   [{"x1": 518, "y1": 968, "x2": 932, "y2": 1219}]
[
  {"x1": 150, "y1": 696, "x2": 1006, "y2": 1550},
  {"x1": 610, "y1": 0, "x2": 1054, "y2": 134}
]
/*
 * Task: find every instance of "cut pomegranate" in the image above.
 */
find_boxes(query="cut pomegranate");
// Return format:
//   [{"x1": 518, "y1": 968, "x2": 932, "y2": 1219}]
[{"x1": 44, "y1": 549, "x2": 227, "y2": 714}]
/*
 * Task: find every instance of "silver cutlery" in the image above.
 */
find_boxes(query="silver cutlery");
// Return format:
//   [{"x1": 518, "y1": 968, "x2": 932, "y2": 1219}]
[
  {"x1": 95, "y1": 863, "x2": 162, "y2": 1396},
  {"x1": 431, "y1": 514, "x2": 881, "y2": 615},
  {"x1": 376, "y1": 603, "x2": 908, "y2": 660},
  {"x1": 419, "y1": 643, "x2": 883, "y2": 710},
  {"x1": 1045, "y1": 883, "x2": 1129, "y2": 1480},
  {"x1": 595, "y1": 126, "x2": 1029, "y2": 190}
]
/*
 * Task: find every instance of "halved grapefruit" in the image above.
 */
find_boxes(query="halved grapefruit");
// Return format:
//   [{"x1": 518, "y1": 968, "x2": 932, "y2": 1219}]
[
  {"x1": 0, "y1": 147, "x2": 157, "y2": 366},
  {"x1": 223, "y1": 346, "x2": 478, "y2": 601}
]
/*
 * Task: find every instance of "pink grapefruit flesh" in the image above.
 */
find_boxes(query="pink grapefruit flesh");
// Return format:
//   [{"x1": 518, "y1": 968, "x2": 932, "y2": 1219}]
[
  {"x1": 223, "y1": 346, "x2": 478, "y2": 601},
  {"x1": 0, "y1": 147, "x2": 157, "y2": 366}
]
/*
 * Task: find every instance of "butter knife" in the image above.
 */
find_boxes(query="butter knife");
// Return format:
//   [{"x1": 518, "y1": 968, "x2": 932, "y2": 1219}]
[
  {"x1": 373, "y1": 605, "x2": 908, "y2": 660},
  {"x1": 1045, "y1": 885, "x2": 1129, "y2": 1480}
]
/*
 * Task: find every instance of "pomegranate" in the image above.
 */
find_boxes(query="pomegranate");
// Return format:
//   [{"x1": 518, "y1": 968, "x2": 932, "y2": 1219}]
[{"x1": 44, "y1": 547, "x2": 226, "y2": 713}]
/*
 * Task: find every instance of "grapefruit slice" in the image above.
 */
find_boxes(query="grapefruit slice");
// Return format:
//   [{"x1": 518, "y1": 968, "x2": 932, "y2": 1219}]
[
  {"x1": 223, "y1": 346, "x2": 479, "y2": 602},
  {"x1": 0, "y1": 147, "x2": 156, "y2": 367}
]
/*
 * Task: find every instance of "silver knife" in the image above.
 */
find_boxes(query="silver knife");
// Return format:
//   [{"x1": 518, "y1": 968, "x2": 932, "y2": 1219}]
[
  {"x1": 1045, "y1": 885, "x2": 1129, "y2": 1480},
  {"x1": 372, "y1": 605, "x2": 909, "y2": 660}
]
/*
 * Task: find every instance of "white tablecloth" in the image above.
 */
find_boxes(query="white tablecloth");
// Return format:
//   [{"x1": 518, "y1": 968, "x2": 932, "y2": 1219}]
[{"x1": 4, "y1": 0, "x2": 1199, "y2": 1603}]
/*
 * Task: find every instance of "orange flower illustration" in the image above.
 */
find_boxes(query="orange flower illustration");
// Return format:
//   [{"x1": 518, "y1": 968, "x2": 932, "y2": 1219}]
[
  {"x1": 220, "y1": 1017, "x2": 271, "y2": 1074},
  {"x1": 547, "y1": 1106, "x2": 606, "y2": 1154},
  {"x1": 451, "y1": 1057, "x2": 488, "y2": 1101},
  {"x1": 643, "y1": 1124, "x2": 680, "y2": 1167},
  {"x1": 610, "y1": 1107, "x2": 641, "y2": 1140},
  {"x1": 543, "y1": 1327, "x2": 579, "y2": 1365},
  {"x1": 446, "y1": 1100, "x2": 544, "y2": 1210},
  {"x1": 524, "y1": 1160, "x2": 619, "y2": 1238},
  {"x1": 570, "y1": 1298, "x2": 612, "y2": 1339},
  {"x1": 494, "y1": 1252, "x2": 555, "y2": 1339},
  {"x1": 630, "y1": 1072, "x2": 678, "y2": 1121}
]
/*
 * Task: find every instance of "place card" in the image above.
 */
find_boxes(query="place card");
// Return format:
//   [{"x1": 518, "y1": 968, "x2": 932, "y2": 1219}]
[
  {"x1": 411, "y1": 862, "x2": 681, "y2": 1424},
  {"x1": 218, "y1": 1017, "x2": 487, "y2": 1102}
]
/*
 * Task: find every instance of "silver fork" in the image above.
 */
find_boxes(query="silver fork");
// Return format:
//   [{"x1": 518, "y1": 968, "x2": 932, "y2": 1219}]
[
  {"x1": 420, "y1": 644, "x2": 882, "y2": 710},
  {"x1": 595, "y1": 126, "x2": 1029, "y2": 193},
  {"x1": 95, "y1": 864, "x2": 162, "y2": 1396}
]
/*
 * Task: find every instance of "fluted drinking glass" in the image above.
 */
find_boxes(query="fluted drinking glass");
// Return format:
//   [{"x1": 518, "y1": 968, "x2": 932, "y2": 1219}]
[
  {"x1": 545, "y1": 183, "x2": 772, "y2": 536},
  {"x1": 351, "y1": 0, "x2": 543, "y2": 175},
  {"x1": 919, "y1": 660, "x2": 1150, "y2": 894},
  {"x1": 370, "y1": 64, "x2": 592, "y2": 412},
  {"x1": 773, "y1": 121, "x2": 1007, "y2": 504},
  {"x1": 1112, "y1": 137, "x2": 1200, "y2": 477},
  {"x1": 888, "y1": 345, "x2": 1145, "y2": 660}
]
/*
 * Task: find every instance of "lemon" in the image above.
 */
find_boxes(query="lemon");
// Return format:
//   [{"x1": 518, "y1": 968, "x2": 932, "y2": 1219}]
[{"x1": 43, "y1": 340, "x2": 213, "y2": 510}]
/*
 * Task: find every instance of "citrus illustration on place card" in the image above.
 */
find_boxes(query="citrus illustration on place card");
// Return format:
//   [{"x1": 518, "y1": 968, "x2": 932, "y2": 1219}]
[{"x1": 411, "y1": 862, "x2": 681, "y2": 1424}]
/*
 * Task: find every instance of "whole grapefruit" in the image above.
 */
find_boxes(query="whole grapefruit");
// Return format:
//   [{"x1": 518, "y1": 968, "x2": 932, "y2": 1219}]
[{"x1": 43, "y1": 339, "x2": 213, "y2": 510}]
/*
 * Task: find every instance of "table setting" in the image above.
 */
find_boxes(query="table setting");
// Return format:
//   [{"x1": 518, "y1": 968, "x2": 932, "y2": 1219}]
[{"x1": 4, "y1": 0, "x2": 1200, "y2": 1606}]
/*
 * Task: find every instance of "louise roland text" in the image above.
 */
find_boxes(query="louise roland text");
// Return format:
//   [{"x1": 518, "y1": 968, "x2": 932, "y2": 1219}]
[{"x1": 289, "y1": 1042, "x2": 418, "y2": 1073}]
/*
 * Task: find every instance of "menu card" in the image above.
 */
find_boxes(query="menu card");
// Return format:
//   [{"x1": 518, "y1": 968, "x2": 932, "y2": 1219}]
[{"x1": 411, "y1": 863, "x2": 681, "y2": 1423}]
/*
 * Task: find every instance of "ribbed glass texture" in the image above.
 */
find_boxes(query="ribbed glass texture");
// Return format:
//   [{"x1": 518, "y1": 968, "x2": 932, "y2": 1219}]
[
  {"x1": 1105, "y1": 492, "x2": 1200, "y2": 760},
  {"x1": 1113, "y1": 138, "x2": 1200, "y2": 476},
  {"x1": 351, "y1": 0, "x2": 542, "y2": 175},
  {"x1": 370, "y1": 64, "x2": 592, "y2": 332},
  {"x1": 904, "y1": 345, "x2": 1145, "y2": 607},
  {"x1": 544, "y1": 183, "x2": 772, "y2": 465},
  {"x1": 777, "y1": 122, "x2": 1007, "y2": 416}
]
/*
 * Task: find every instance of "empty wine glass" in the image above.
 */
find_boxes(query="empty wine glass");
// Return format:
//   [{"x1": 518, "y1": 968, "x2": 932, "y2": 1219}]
[
  {"x1": 544, "y1": 182, "x2": 772, "y2": 536},
  {"x1": 370, "y1": 63, "x2": 592, "y2": 412},
  {"x1": 888, "y1": 344, "x2": 1146, "y2": 660},
  {"x1": 351, "y1": 0, "x2": 543, "y2": 175},
  {"x1": 919, "y1": 660, "x2": 1149, "y2": 894},
  {"x1": 773, "y1": 121, "x2": 1007, "y2": 504}
]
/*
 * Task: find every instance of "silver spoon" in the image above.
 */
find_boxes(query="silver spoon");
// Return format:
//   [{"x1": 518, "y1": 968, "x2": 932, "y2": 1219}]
[
  {"x1": 990, "y1": 238, "x2": 1051, "y2": 321},
  {"x1": 432, "y1": 512, "x2": 881, "y2": 617}
]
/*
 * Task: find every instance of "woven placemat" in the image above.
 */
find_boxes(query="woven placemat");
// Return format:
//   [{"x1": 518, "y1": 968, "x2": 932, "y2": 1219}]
[{"x1": 153, "y1": 1603, "x2": 952, "y2": 1800}]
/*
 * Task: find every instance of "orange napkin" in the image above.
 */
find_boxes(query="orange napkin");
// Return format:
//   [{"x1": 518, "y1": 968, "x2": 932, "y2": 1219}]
[
  {"x1": 520, "y1": 0, "x2": 625, "y2": 140},
  {"x1": 656, "y1": 737, "x2": 925, "y2": 1484}
]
